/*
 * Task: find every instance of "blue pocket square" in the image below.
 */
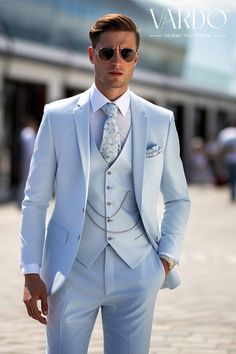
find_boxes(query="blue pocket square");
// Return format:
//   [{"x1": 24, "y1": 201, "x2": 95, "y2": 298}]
[{"x1": 146, "y1": 144, "x2": 162, "y2": 158}]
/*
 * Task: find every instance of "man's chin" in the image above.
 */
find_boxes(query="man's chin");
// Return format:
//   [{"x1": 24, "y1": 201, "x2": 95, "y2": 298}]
[{"x1": 106, "y1": 80, "x2": 127, "y2": 89}]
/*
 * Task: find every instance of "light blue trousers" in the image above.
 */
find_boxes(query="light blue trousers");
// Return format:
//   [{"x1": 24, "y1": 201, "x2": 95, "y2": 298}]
[{"x1": 46, "y1": 245, "x2": 165, "y2": 354}]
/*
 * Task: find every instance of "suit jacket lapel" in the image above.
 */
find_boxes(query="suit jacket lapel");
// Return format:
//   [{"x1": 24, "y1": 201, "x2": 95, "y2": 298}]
[
  {"x1": 130, "y1": 92, "x2": 148, "y2": 213},
  {"x1": 73, "y1": 89, "x2": 91, "y2": 193}
]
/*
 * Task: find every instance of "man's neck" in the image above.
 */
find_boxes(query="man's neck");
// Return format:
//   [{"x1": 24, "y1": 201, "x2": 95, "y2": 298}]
[{"x1": 94, "y1": 83, "x2": 128, "y2": 101}]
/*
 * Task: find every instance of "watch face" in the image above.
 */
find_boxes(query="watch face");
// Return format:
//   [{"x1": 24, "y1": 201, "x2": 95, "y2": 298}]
[
  {"x1": 160, "y1": 255, "x2": 176, "y2": 270},
  {"x1": 170, "y1": 260, "x2": 176, "y2": 270}
]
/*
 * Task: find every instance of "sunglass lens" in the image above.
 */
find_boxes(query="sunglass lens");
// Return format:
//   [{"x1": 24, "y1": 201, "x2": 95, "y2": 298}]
[
  {"x1": 121, "y1": 49, "x2": 136, "y2": 62},
  {"x1": 98, "y1": 48, "x2": 114, "y2": 61}
]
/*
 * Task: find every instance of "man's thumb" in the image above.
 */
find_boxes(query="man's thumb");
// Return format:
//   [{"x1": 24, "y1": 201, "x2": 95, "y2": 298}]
[{"x1": 41, "y1": 293, "x2": 48, "y2": 315}]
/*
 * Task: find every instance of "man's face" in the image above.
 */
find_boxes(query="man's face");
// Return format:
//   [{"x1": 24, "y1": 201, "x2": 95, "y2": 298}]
[{"x1": 88, "y1": 31, "x2": 138, "y2": 99}]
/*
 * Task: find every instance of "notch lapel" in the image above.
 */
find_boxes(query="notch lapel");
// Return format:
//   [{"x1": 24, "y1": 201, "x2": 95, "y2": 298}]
[
  {"x1": 130, "y1": 93, "x2": 148, "y2": 214},
  {"x1": 73, "y1": 89, "x2": 91, "y2": 194}
]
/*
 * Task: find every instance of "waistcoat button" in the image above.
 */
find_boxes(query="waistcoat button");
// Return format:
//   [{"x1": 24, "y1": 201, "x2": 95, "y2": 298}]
[{"x1": 107, "y1": 201, "x2": 112, "y2": 205}]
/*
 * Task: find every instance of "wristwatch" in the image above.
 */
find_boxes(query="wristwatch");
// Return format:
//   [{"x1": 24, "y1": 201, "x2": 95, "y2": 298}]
[{"x1": 159, "y1": 255, "x2": 176, "y2": 271}]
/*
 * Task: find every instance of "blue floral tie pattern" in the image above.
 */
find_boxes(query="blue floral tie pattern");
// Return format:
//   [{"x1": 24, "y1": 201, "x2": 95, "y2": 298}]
[{"x1": 100, "y1": 103, "x2": 121, "y2": 165}]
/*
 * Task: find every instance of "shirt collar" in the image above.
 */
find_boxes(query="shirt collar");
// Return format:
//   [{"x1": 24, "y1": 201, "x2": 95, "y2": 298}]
[{"x1": 90, "y1": 83, "x2": 130, "y2": 117}]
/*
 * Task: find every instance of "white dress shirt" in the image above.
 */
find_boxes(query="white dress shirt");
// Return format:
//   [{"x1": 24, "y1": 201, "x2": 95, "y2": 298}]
[
  {"x1": 90, "y1": 83, "x2": 131, "y2": 149},
  {"x1": 22, "y1": 84, "x2": 132, "y2": 274}
]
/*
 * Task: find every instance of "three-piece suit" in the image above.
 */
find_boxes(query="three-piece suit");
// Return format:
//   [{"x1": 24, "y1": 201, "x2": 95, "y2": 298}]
[{"x1": 20, "y1": 85, "x2": 190, "y2": 354}]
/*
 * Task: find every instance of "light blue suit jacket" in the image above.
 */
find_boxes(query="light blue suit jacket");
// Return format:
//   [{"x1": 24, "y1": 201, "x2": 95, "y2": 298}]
[{"x1": 20, "y1": 88, "x2": 191, "y2": 295}]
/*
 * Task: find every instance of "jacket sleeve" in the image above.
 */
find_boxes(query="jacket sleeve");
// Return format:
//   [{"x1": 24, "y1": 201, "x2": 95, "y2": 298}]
[
  {"x1": 158, "y1": 112, "x2": 191, "y2": 262},
  {"x1": 20, "y1": 105, "x2": 57, "y2": 268}
]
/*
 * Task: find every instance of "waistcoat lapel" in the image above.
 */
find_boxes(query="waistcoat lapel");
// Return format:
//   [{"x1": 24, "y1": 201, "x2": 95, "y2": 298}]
[{"x1": 130, "y1": 92, "x2": 149, "y2": 214}]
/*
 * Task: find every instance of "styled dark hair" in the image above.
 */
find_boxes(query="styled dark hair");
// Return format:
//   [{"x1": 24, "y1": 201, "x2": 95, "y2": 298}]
[{"x1": 89, "y1": 13, "x2": 140, "y2": 49}]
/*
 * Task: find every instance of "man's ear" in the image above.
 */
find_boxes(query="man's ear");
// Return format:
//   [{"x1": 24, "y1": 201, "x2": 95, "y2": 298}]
[
  {"x1": 88, "y1": 46, "x2": 95, "y2": 64},
  {"x1": 134, "y1": 52, "x2": 139, "y2": 67}
]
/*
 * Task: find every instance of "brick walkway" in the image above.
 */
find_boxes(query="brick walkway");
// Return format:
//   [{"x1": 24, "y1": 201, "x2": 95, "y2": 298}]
[{"x1": 0, "y1": 185, "x2": 235, "y2": 354}]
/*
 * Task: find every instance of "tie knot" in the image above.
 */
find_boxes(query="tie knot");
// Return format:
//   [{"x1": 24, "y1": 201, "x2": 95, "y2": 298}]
[{"x1": 101, "y1": 102, "x2": 118, "y2": 119}]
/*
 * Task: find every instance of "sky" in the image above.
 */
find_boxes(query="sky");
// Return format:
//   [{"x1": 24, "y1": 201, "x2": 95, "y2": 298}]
[{"x1": 153, "y1": 0, "x2": 236, "y2": 11}]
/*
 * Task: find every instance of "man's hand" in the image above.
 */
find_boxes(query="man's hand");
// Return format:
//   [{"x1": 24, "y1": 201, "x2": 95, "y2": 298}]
[
  {"x1": 160, "y1": 258, "x2": 170, "y2": 276},
  {"x1": 23, "y1": 274, "x2": 48, "y2": 325}
]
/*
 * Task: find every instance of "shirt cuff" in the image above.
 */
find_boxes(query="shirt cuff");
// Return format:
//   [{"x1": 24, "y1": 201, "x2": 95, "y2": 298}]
[{"x1": 22, "y1": 264, "x2": 40, "y2": 274}]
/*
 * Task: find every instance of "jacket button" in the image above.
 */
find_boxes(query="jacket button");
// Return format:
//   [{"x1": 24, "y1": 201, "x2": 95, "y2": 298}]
[
  {"x1": 107, "y1": 201, "x2": 112, "y2": 205},
  {"x1": 107, "y1": 171, "x2": 112, "y2": 175},
  {"x1": 107, "y1": 236, "x2": 113, "y2": 241},
  {"x1": 107, "y1": 218, "x2": 113, "y2": 222}
]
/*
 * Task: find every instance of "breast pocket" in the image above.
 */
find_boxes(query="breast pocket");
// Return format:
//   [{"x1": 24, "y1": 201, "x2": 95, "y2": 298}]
[
  {"x1": 146, "y1": 152, "x2": 162, "y2": 160},
  {"x1": 145, "y1": 152, "x2": 163, "y2": 172}
]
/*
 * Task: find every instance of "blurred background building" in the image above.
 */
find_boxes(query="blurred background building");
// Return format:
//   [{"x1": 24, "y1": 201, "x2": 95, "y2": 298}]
[{"x1": 0, "y1": 0, "x2": 236, "y2": 201}]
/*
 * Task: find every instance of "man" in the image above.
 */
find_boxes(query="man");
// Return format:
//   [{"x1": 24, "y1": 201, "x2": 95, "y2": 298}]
[{"x1": 21, "y1": 13, "x2": 191, "y2": 354}]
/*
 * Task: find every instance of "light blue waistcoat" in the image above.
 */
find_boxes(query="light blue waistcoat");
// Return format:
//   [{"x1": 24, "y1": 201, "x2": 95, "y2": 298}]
[{"x1": 76, "y1": 121, "x2": 153, "y2": 269}]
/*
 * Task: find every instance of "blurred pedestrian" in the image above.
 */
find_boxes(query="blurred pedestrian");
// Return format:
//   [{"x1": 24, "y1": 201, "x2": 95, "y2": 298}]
[
  {"x1": 17, "y1": 117, "x2": 37, "y2": 207},
  {"x1": 205, "y1": 139, "x2": 228, "y2": 186},
  {"x1": 0, "y1": 121, "x2": 5, "y2": 186},
  {"x1": 218, "y1": 121, "x2": 236, "y2": 201},
  {"x1": 190, "y1": 136, "x2": 214, "y2": 184}
]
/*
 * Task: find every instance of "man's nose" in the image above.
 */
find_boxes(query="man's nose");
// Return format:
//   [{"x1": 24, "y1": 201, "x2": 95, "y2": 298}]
[{"x1": 112, "y1": 48, "x2": 122, "y2": 64}]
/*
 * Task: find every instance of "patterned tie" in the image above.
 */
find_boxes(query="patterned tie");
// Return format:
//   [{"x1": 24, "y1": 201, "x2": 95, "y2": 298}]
[{"x1": 100, "y1": 102, "x2": 121, "y2": 164}]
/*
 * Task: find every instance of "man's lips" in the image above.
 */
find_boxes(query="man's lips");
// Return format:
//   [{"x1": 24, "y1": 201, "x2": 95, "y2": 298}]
[{"x1": 109, "y1": 71, "x2": 123, "y2": 75}]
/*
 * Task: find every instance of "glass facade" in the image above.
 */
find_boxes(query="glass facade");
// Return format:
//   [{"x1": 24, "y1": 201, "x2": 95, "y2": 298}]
[{"x1": 0, "y1": 0, "x2": 188, "y2": 76}]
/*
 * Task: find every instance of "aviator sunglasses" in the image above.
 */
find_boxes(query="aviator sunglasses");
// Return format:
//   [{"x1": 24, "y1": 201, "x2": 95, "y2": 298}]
[{"x1": 93, "y1": 47, "x2": 137, "y2": 62}]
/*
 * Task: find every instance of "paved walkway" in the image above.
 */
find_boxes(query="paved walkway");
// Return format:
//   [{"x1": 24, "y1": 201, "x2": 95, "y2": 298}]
[{"x1": 0, "y1": 185, "x2": 236, "y2": 354}]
